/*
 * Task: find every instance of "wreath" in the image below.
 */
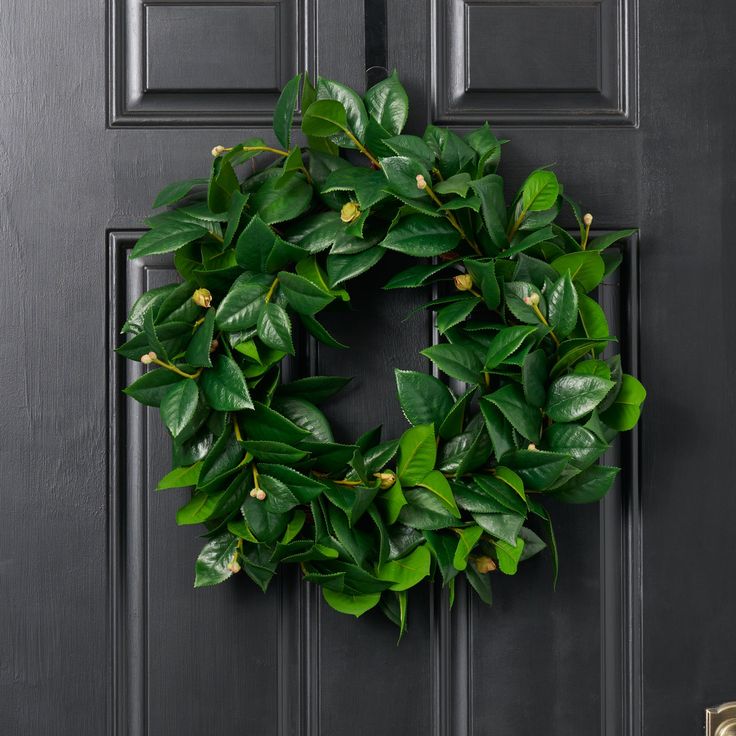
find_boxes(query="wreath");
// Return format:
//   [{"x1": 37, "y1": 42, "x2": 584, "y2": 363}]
[{"x1": 118, "y1": 71, "x2": 645, "y2": 633}]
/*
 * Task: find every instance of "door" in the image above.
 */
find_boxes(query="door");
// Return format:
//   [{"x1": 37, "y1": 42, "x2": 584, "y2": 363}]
[{"x1": 1, "y1": 1, "x2": 734, "y2": 735}]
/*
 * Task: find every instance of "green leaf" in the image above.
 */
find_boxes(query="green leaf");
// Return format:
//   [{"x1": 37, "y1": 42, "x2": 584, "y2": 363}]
[
  {"x1": 416, "y1": 469, "x2": 460, "y2": 518},
  {"x1": 434, "y1": 173, "x2": 472, "y2": 197},
  {"x1": 299, "y1": 313, "x2": 348, "y2": 349},
  {"x1": 384, "y1": 134, "x2": 435, "y2": 167},
  {"x1": 453, "y1": 526, "x2": 484, "y2": 570},
  {"x1": 185, "y1": 308, "x2": 216, "y2": 367},
  {"x1": 421, "y1": 343, "x2": 483, "y2": 385},
  {"x1": 251, "y1": 175, "x2": 313, "y2": 225},
  {"x1": 380, "y1": 214, "x2": 460, "y2": 256},
  {"x1": 395, "y1": 369, "x2": 455, "y2": 428},
  {"x1": 479, "y1": 399, "x2": 516, "y2": 459},
  {"x1": 504, "y1": 225, "x2": 556, "y2": 258},
  {"x1": 323, "y1": 588, "x2": 381, "y2": 617},
  {"x1": 397, "y1": 424, "x2": 437, "y2": 486},
  {"x1": 160, "y1": 379, "x2": 199, "y2": 439},
  {"x1": 377, "y1": 545, "x2": 431, "y2": 591},
  {"x1": 547, "y1": 273, "x2": 579, "y2": 337},
  {"x1": 522, "y1": 170, "x2": 559, "y2": 212},
  {"x1": 200, "y1": 355, "x2": 253, "y2": 411},
  {"x1": 223, "y1": 191, "x2": 250, "y2": 247},
  {"x1": 153, "y1": 178, "x2": 207, "y2": 208},
  {"x1": 546, "y1": 375, "x2": 615, "y2": 422},
  {"x1": 587, "y1": 228, "x2": 636, "y2": 251},
  {"x1": 301, "y1": 99, "x2": 348, "y2": 137},
  {"x1": 495, "y1": 536, "x2": 525, "y2": 575},
  {"x1": 578, "y1": 293, "x2": 610, "y2": 339},
  {"x1": 235, "y1": 215, "x2": 274, "y2": 270},
  {"x1": 504, "y1": 281, "x2": 546, "y2": 324},
  {"x1": 483, "y1": 385, "x2": 541, "y2": 442},
  {"x1": 157, "y1": 461, "x2": 202, "y2": 490},
  {"x1": 241, "y1": 440, "x2": 308, "y2": 464},
  {"x1": 545, "y1": 423, "x2": 608, "y2": 470},
  {"x1": 435, "y1": 297, "x2": 480, "y2": 334},
  {"x1": 471, "y1": 475, "x2": 527, "y2": 516},
  {"x1": 464, "y1": 259, "x2": 500, "y2": 309},
  {"x1": 470, "y1": 175, "x2": 507, "y2": 248},
  {"x1": 129, "y1": 222, "x2": 208, "y2": 259},
  {"x1": 522, "y1": 349, "x2": 547, "y2": 409},
  {"x1": 278, "y1": 271, "x2": 334, "y2": 315},
  {"x1": 600, "y1": 374, "x2": 646, "y2": 430},
  {"x1": 380, "y1": 155, "x2": 431, "y2": 199},
  {"x1": 277, "y1": 375, "x2": 351, "y2": 404},
  {"x1": 378, "y1": 476, "x2": 407, "y2": 524},
  {"x1": 364, "y1": 70, "x2": 409, "y2": 135},
  {"x1": 194, "y1": 533, "x2": 238, "y2": 587},
  {"x1": 207, "y1": 156, "x2": 239, "y2": 213},
  {"x1": 273, "y1": 73, "x2": 302, "y2": 149},
  {"x1": 474, "y1": 513, "x2": 524, "y2": 546},
  {"x1": 502, "y1": 449, "x2": 570, "y2": 490},
  {"x1": 384, "y1": 260, "x2": 459, "y2": 290},
  {"x1": 465, "y1": 564, "x2": 492, "y2": 605},
  {"x1": 423, "y1": 530, "x2": 461, "y2": 585},
  {"x1": 549, "y1": 464, "x2": 620, "y2": 503},
  {"x1": 259, "y1": 463, "x2": 326, "y2": 504},
  {"x1": 259, "y1": 474, "x2": 299, "y2": 514},
  {"x1": 551, "y1": 252, "x2": 605, "y2": 292},
  {"x1": 326, "y1": 247, "x2": 385, "y2": 287},
  {"x1": 123, "y1": 368, "x2": 183, "y2": 407},
  {"x1": 239, "y1": 402, "x2": 309, "y2": 444},
  {"x1": 241, "y1": 495, "x2": 289, "y2": 543},
  {"x1": 273, "y1": 396, "x2": 333, "y2": 442},
  {"x1": 215, "y1": 277, "x2": 271, "y2": 331},
  {"x1": 484, "y1": 325, "x2": 537, "y2": 370},
  {"x1": 257, "y1": 302, "x2": 294, "y2": 354},
  {"x1": 317, "y1": 77, "x2": 369, "y2": 144}
]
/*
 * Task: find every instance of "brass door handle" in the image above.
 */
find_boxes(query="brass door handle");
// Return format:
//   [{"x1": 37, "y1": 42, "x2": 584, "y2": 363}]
[{"x1": 707, "y1": 703, "x2": 736, "y2": 736}]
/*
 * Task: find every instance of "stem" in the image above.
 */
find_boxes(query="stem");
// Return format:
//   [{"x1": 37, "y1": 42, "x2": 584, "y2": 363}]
[
  {"x1": 581, "y1": 219, "x2": 592, "y2": 250},
  {"x1": 424, "y1": 183, "x2": 483, "y2": 256},
  {"x1": 252, "y1": 463, "x2": 261, "y2": 490},
  {"x1": 150, "y1": 357, "x2": 202, "y2": 380},
  {"x1": 530, "y1": 303, "x2": 560, "y2": 347},
  {"x1": 264, "y1": 277, "x2": 279, "y2": 303},
  {"x1": 225, "y1": 144, "x2": 289, "y2": 158},
  {"x1": 507, "y1": 206, "x2": 528, "y2": 241},
  {"x1": 233, "y1": 414, "x2": 243, "y2": 442},
  {"x1": 345, "y1": 130, "x2": 381, "y2": 168}
]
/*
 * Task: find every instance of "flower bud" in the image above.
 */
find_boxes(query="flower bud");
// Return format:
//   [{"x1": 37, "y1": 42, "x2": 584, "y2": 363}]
[
  {"x1": 475, "y1": 556, "x2": 497, "y2": 574},
  {"x1": 583, "y1": 213, "x2": 593, "y2": 226},
  {"x1": 255, "y1": 489, "x2": 267, "y2": 501},
  {"x1": 227, "y1": 559, "x2": 241, "y2": 573},
  {"x1": 453, "y1": 274, "x2": 474, "y2": 292},
  {"x1": 375, "y1": 471, "x2": 396, "y2": 490},
  {"x1": 211, "y1": 145, "x2": 226, "y2": 157},
  {"x1": 340, "y1": 201, "x2": 360, "y2": 224},
  {"x1": 192, "y1": 288, "x2": 212, "y2": 308},
  {"x1": 523, "y1": 292, "x2": 540, "y2": 307},
  {"x1": 140, "y1": 351, "x2": 157, "y2": 365},
  {"x1": 249, "y1": 488, "x2": 258, "y2": 498},
  {"x1": 527, "y1": 443, "x2": 538, "y2": 451},
  {"x1": 416, "y1": 174, "x2": 427, "y2": 190},
  {"x1": 210, "y1": 339, "x2": 219, "y2": 353}
]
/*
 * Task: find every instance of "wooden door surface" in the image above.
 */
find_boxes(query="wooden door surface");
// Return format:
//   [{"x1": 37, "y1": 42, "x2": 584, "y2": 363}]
[{"x1": 1, "y1": 1, "x2": 735, "y2": 735}]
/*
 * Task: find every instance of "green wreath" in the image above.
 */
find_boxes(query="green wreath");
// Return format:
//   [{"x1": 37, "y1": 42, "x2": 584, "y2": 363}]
[{"x1": 118, "y1": 71, "x2": 645, "y2": 633}]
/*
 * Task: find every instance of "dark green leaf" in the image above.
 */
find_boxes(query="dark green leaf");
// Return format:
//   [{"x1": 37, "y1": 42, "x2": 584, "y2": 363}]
[
  {"x1": 483, "y1": 385, "x2": 541, "y2": 442},
  {"x1": 160, "y1": 379, "x2": 199, "y2": 439},
  {"x1": 546, "y1": 375, "x2": 615, "y2": 422},
  {"x1": 273, "y1": 73, "x2": 301, "y2": 149},
  {"x1": 421, "y1": 343, "x2": 483, "y2": 384},
  {"x1": 395, "y1": 369, "x2": 454, "y2": 428},
  {"x1": 380, "y1": 214, "x2": 460, "y2": 256},
  {"x1": 364, "y1": 70, "x2": 409, "y2": 135},
  {"x1": 549, "y1": 464, "x2": 620, "y2": 503},
  {"x1": 257, "y1": 302, "x2": 294, "y2": 354},
  {"x1": 201, "y1": 355, "x2": 253, "y2": 411},
  {"x1": 194, "y1": 532, "x2": 238, "y2": 587}
]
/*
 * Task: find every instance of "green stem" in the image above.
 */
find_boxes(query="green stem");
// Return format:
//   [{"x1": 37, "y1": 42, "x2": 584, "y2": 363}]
[
  {"x1": 506, "y1": 206, "x2": 528, "y2": 241},
  {"x1": 150, "y1": 357, "x2": 202, "y2": 379},
  {"x1": 264, "y1": 277, "x2": 279, "y2": 303},
  {"x1": 581, "y1": 220, "x2": 591, "y2": 250},
  {"x1": 345, "y1": 130, "x2": 381, "y2": 168},
  {"x1": 424, "y1": 183, "x2": 483, "y2": 256},
  {"x1": 530, "y1": 303, "x2": 560, "y2": 347}
]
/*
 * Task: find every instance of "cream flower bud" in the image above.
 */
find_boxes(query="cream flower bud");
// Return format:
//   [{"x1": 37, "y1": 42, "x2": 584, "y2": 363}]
[
  {"x1": 583, "y1": 213, "x2": 593, "y2": 226},
  {"x1": 211, "y1": 145, "x2": 226, "y2": 157},
  {"x1": 454, "y1": 274, "x2": 474, "y2": 292},
  {"x1": 523, "y1": 292, "x2": 540, "y2": 307},
  {"x1": 192, "y1": 288, "x2": 212, "y2": 308},
  {"x1": 210, "y1": 339, "x2": 219, "y2": 353},
  {"x1": 416, "y1": 174, "x2": 427, "y2": 190},
  {"x1": 140, "y1": 351, "x2": 157, "y2": 365},
  {"x1": 475, "y1": 556, "x2": 497, "y2": 574},
  {"x1": 375, "y1": 471, "x2": 396, "y2": 490},
  {"x1": 340, "y1": 201, "x2": 361, "y2": 224},
  {"x1": 527, "y1": 443, "x2": 538, "y2": 451},
  {"x1": 227, "y1": 559, "x2": 241, "y2": 573},
  {"x1": 255, "y1": 489, "x2": 267, "y2": 501},
  {"x1": 249, "y1": 488, "x2": 258, "y2": 498}
]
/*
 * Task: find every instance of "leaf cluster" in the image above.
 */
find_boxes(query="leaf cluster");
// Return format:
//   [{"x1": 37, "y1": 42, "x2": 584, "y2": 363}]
[{"x1": 119, "y1": 71, "x2": 644, "y2": 633}]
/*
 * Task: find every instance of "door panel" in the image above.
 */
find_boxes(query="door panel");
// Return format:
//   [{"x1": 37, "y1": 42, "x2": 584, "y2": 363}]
[{"x1": 3, "y1": 0, "x2": 736, "y2": 734}]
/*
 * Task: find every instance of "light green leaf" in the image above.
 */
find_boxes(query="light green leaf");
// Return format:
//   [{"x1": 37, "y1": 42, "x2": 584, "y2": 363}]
[
  {"x1": 417, "y1": 469, "x2": 461, "y2": 518},
  {"x1": 522, "y1": 170, "x2": 559, "y2": 212},
  {"x1": 323, "y1": 588, "x2": 381, "y2": 617},
  {"x1": 378, "y1": 544, "x2": 431, "y2": 591},
  {"x1": 397, "y1": 424, "x2": 437, "y2": 486},
  {"x1": 278, "y1": 271, "x2": 334, "y2": 315}
]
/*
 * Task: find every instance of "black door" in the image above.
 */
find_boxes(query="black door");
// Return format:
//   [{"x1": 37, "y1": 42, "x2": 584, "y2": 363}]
[{"x1": 2, "y1": 1, "x2": 735, "y2": 735}]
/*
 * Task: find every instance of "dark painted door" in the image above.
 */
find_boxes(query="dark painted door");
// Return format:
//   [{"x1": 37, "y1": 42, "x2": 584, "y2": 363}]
[{"x1": 2, "y1": 1, "x2": 735, "y2": 735}]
